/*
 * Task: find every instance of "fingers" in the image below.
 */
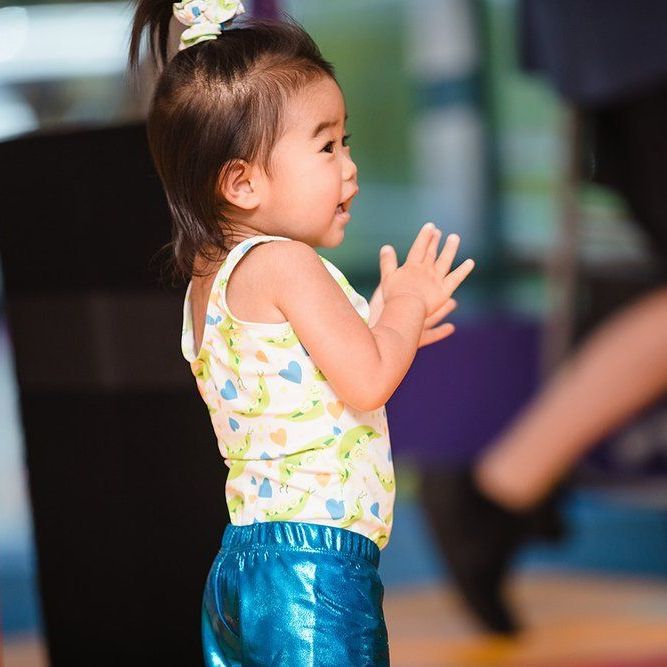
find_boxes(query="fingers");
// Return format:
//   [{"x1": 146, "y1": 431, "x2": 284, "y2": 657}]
[
  {"x1": 418, "y1": 322, "x2": 456, "y2": 348},
  {"x1": 406, "y1": 222, "x2": 436, "y2": 264},
  {"x1": 424, "y1": 298, "x2": 457, "y2": 328},
  {"x1": 425, "y1": 227, "x2": 442, "y2": 263},
  {"x1": 443, "y1": 258, "x2": 475, "y2": 295},
  {"x1": 379, "y1": 244, "x2": 398, "y2": 280},
  {"x1": 435, "y1": 233, "x2": 460, "y2": 275}
]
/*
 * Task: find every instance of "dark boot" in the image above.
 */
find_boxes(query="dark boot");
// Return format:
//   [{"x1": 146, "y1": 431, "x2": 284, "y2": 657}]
[{"x1": 420, "y1": 467, "x2": 566, "y2": 635}]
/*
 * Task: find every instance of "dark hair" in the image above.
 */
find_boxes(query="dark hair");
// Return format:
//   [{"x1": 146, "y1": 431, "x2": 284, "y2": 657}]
[{"x1": 129, "y1": 5, "x2": 336, "y2": 279}]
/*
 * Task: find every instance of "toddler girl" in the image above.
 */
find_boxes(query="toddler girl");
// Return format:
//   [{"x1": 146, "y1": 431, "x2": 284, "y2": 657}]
[{"x1": 130, "y1": 2, "x2": 474, "y2": 664}]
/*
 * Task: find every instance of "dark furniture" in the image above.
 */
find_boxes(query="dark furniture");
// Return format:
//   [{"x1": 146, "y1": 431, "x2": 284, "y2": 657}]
[{"x1": 0, "y1": 122, "x2": 228, "y2": 666}]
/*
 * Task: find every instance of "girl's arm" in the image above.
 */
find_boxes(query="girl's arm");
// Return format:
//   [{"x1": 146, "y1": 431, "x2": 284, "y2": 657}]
[
  {"x1": 368, "y1": 285, "x2": 459, "y2": 348},
  {"x1": 270, "y1": 224, "x2": 474, "y2": 411}
]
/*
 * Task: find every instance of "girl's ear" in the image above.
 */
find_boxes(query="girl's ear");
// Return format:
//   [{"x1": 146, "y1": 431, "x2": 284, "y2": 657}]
[{"x1": 218, "y1": 159, "x2": 263, "y2": 210}]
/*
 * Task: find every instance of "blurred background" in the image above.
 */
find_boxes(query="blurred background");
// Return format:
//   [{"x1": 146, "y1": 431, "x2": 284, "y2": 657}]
[{"x1": 2, "y1": 0, "x2": 667, "y2": 665}]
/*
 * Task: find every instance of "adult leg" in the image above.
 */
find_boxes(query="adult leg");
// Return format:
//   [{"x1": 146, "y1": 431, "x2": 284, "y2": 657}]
[
  {"x1": 478, "y1": 82, "x2": 667, "y2": 511},
  {"x1": 478, "y1": 286, "x2": 667, "y2": 510},
  {"x1": 423, "y1": 286, "x2": 667, "y2": 634},
  {"x1": 423, "y1": 77, "x2": 667, "y2": 634}
]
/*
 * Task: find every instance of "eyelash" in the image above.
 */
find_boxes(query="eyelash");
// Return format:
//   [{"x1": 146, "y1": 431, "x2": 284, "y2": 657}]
[{"x1": 322, "y1": 134, "x2": 351, "y2": 153}]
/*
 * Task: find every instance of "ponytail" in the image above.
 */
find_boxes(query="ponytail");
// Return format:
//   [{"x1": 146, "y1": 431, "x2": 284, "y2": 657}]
[{"x1": 129, "y1": 0, "x2": 173, "y2": 70}]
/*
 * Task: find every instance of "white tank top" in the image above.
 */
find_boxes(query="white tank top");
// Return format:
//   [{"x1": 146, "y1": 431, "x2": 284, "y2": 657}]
[{"x1": 181, "y1": 235, "x2": 395, "y2": 548}]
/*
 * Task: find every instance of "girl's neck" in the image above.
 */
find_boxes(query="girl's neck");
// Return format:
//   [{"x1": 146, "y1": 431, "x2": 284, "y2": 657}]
[
  {"x1": 192, "y1": 224, "x2": 277, "y2": 278},
  {"x1": 225, "y1": 221, "x2": 279, "y2": 246}
]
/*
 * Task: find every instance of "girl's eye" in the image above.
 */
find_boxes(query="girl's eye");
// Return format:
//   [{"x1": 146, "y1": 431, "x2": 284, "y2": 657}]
[{"x1": 322, "y1": 135, "x2": 351, "y2": 154}]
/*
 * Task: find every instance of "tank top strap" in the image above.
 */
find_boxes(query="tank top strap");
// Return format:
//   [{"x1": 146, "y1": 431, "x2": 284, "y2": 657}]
[{"x1": 217, "y1": 234, "x2": 291, "y2": 322}]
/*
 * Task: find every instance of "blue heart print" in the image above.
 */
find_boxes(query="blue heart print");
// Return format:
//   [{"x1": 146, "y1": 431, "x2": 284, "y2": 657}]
[
  {"x1": 206, "y1": 314, "x2": 222, "y2": 325},
  {"x1": 370, "y1": 502, "x2": 380, "y2": 519},
  {"x1": 220, "y1": 380, "x2": 237, "y2": 400},
  {"x1": 229, "y1": 417, "x2": 240, "y2": 431},
  {"x1": 326, "y1": 499, "x2": 345, "y2": 520},
  {"x1": 258, "y1": 478, "x2": 273, "y2": 498},
  {"x1": 278, "y1": 361, "x2": 302, "y2": 384}
]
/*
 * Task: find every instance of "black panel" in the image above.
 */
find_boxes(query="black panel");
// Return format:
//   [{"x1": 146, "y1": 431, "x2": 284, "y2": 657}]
[{"x1": 0, "y1": 123, "x2": 228, "y2": 666}]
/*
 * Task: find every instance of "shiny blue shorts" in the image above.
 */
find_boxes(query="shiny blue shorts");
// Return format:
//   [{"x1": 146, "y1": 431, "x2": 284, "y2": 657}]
[{"x1": 202, "y1": 521, "x2": 389, "y2": 666}]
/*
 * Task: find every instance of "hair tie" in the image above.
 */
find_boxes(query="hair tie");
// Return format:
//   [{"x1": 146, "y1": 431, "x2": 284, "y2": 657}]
[{"x1": 173, "y1": 0, "x2": 245, "y2": 51}]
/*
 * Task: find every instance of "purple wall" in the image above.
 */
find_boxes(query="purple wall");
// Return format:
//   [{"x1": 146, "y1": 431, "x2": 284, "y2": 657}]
[{"x1": 387, "y1": 315, "x2": 541, "y2": 464}]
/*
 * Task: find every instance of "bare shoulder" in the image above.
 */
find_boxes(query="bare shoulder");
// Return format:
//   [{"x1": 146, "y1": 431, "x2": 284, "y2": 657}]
[
  {"x1": 225, "y1": 240, "x2": 312, "y2": 323},
  {"x1": 258, "y1": 238, "x2": 320, "y2": 264},
  {"x1": 247, "y1": 238, "x2": 325, "y2": 286},
  {"x1": 235, "y1": 239, "x2": 322, "y2": 282},
  {"x1": 255, "y1": 242, "x2": 364, "y2": 335},
  {"x1": 257, "y1": 240, "x2": 338, "y2": 303}
]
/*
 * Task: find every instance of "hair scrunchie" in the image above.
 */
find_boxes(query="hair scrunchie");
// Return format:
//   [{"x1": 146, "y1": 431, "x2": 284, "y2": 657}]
[{"x1": 173, "y1": 0, "x2": 245, "y2": 50}]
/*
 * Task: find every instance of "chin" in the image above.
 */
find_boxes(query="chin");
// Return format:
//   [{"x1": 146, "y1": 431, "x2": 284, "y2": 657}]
[{"x1": 322, "y1": 230, "x2": 346, "y2": 248}]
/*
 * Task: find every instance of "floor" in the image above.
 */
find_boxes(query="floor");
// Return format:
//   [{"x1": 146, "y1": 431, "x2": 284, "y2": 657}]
[
  {"x1": 385, "y1": 573, "x2": 667, "y2": 667},
  {"x1": 6, "y1": 572, "x2": 667, "y2": 667}
]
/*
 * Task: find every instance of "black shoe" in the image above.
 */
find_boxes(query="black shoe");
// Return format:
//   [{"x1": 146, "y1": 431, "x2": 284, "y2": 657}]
[{"x1": 420, "y1": 467, "x2": 565, "y2": 635}]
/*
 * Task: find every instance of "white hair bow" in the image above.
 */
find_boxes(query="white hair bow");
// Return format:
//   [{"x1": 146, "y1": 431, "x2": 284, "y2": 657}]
[{"x1": 173, "y1": 0, "x2": 245, "y2": 51}]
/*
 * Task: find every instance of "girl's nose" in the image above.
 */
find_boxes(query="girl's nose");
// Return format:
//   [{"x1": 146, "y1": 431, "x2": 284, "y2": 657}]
[{"x1": 342, "y1": 152, "x2": 357, "y2": 182}]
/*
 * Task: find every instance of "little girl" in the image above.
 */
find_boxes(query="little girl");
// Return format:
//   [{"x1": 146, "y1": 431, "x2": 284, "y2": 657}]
[{"x1": 130, "y1": 2, "x2": 474, "y2": 664}]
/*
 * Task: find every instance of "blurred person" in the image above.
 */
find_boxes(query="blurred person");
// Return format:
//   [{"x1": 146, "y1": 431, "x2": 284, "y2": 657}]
[
  {"x1": 421, "y1": 0, "x2": 667, "y2": 635},
  {"x1": 130, "y1": 2, "x2": 474, "y2": 664}
]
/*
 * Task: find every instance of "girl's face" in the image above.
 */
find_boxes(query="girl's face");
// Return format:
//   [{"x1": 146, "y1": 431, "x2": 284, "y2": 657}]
[{"x1": 257, "y1": 76, "x2": 358, "y2": 248}]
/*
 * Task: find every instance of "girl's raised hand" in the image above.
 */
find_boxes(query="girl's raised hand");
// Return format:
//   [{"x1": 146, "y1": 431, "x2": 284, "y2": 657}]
[
  {"x1": 369, "y1": 283, "x2": 459, "y2": 347},
  {"x1": 379, "y1": 223, "x2": 475, "y2": 317}
]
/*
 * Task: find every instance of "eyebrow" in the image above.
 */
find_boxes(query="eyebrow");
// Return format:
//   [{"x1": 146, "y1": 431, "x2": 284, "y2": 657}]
[{"x1": 311, "y1": 114, "x2": 348, "y2": 138}]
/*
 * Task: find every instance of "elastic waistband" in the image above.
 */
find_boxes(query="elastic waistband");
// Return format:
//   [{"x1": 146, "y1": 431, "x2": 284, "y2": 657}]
[{"x1": 221, "y1": 521, "x2": 380, "y2": 568}]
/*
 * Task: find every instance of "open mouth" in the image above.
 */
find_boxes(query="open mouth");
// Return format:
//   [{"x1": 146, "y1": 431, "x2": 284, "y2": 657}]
[{"x1": 336, "y1": 191, "x2": 358, "y2": 215}]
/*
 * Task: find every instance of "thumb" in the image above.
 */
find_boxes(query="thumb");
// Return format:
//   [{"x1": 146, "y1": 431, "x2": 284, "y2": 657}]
[{"x1": 379, "y1": 245, "x2": 398, "y2": 281}]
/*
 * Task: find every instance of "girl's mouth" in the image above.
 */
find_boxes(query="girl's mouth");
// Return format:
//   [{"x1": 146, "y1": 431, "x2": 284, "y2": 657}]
[
  {"x1": 335, "y1": 187, "x2": 358, "y2": 222},
  {"x1": 335, "y1": 202, "x2": 351, "y2": 222},
  {"x1": 336, "y1": 203, "x2": 351, "y2": 225},
  {"x1": 336, "y1": 191, "x2": 357, "y2": 216}
]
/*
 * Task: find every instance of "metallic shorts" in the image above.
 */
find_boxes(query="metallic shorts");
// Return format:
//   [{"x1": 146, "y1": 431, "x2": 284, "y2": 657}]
[{"x1": 202, "y1": 521, "x2": 389, "y2": 666}]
